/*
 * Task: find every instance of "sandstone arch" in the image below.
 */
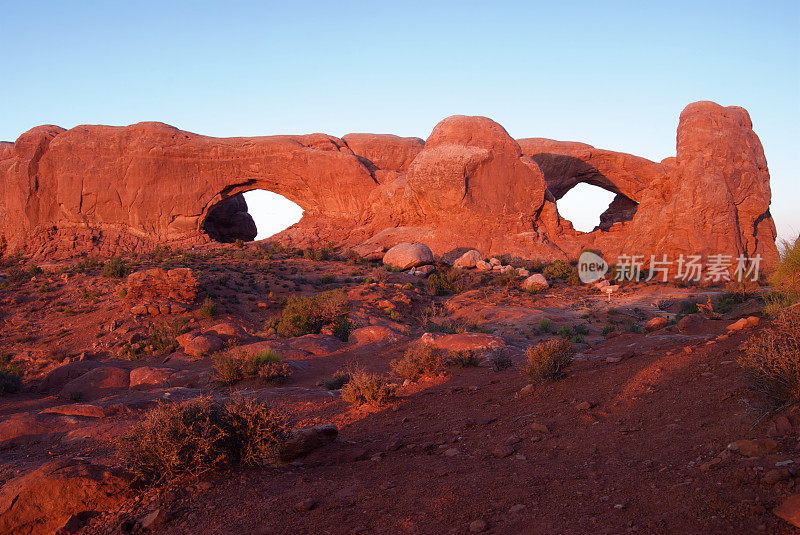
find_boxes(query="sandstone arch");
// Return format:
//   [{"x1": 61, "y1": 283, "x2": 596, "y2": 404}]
[{"x1": 0, "y1": 101, "x2": 780, "y2": 268}]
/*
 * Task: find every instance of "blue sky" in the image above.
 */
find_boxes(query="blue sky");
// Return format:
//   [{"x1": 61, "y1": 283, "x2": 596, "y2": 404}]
[{"x1": 1, "y1": 1, "x2": 797, "y2": 241}]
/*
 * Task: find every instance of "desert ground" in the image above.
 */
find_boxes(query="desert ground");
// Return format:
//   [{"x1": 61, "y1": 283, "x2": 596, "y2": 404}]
[{"x1": 0, "y1": 242, "x2": 797, "y2": 534}]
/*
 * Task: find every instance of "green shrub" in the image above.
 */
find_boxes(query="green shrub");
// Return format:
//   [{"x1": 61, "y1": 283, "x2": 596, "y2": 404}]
[
  {"x1": 214, "y1": 350, "x2": 292, "y2": 385},
  {"x1": 199, "y1": 297, "x2": 219, "y2": 318},
  {"x1": 739, "y1": 307, "x2": 800, "y2": 408},
  {"x1": 602, "y1": 324, "x2": 616, "y2": 336},
  {"x1": 121, "y1": 319, "x2": 187, "y2": 360},
  {"x1": 426, "y1": 268, "x2": 462, "y2": 296},
  {"x1": 340, "y1": 369, "x2": 398, "y2": 407},
  {"x1": 543, "y1": 260, "x2": 574, "y2": 280},
  {"x1": 523, "y1": 338, "x2": 576, "y2": 383},
  {"x1": 276, "y1": 289, "x2": 349, "y2": 338},
  {"x1": 102, "y1": 256, "x2": 129, "y2": 278},
  {"x1": 322, "y1": 372, "x2": 351, "y2": 390},
  {"x1": 0, "y1": 371, "x2": 21, "y2": 395},
  {"x1": 445, "y1": 349, "x2": 483, "y2": 368},
  {"x1": 557, "y1": 325, "x2": 573, "y2": 338},
  {"x1": 117, "y1": 397, "x2": 290, "y2": 483},
  {"x1": 538, "y1": 318, "x2": 551, "y2": 333},
  {"x1": 765, "y1": 237, "x2": 800, "y2": 316},
  {"x1": 70, "y1": 257, "x2": 102, "y2": 274}
]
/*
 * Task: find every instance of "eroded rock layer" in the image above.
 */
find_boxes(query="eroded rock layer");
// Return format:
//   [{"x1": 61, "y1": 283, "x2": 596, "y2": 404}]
[{"x1": 0, "y1": 101, "x2": 779, "y2": 266}]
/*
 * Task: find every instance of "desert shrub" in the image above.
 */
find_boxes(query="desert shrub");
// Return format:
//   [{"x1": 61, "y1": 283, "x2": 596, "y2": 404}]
[
  {"x1": 0, "y1": 373, "x2": 22, "y2": 395},
  {"x1": 102, "y1": 256, "x2": 129, "y2": 278},
  {"x1": 492, "y1": 270, "x2": 520, "y2": 289},
  {"x1": 523, "y1": 338, "x2": 576, "y2": 383},
  {"x1": 445, "y1": 349, "x2": 483, "y2": 368},
  {"x1": 340, "y1": 369, "x2": 398, "y2": 407},
  {"x1": 117, "y1": 397, "x2": 290, "y2": 483},
  {"x1": 538, "y1": 317, "x2": 551, "y2": 333},
  {"x1": 489, "y1": 351, "x2": 513, "y2": 371},
  {"x1": 276, "y1": 289, "x2": 349, "y2": 338},
  {"x1": 602, "y1": 324, "x2": 616, "y2": 336},
  {"x1": 70, "y1": 257, "x2": 102, "y2": 274},
  {"x1": 426, "y1": 268, "x2": 463, "y2": 296},
  {"x1": 574, "y1": 324, "x2": 589, "y2": 336},
  {"x1": 214, "y1": 350, "x2": 292, "y2": 385},
  {"x1": 121, "y1": 319, "x2": 187, "y2": 360},
  {"x1": 332, "y1": 316, "x2": 355, "y2": 342},
  {"x1": 4, "y1": 264, "x2": 43, "y2": 286},
  {"x1": 765, "y1": 237, "x2": 800, "y2": 316},
  {"x1": 557, "y1": 325, "x2": 573, "y2": 338},
  {"x1": 678, "y1": 300, "x2": 699, "y2": 316},
  {"x1": 199, "y1": 296, "x2": 219, "y2": 318},
  {"x1": 739, "y1": 307, "x2": 800, "y2": 408},
  {"x1": 391, "y1": 343, "x2": 445, "y2": 381},
  {"x1": 543, "y1": 260, "x2": 574, "y2": 280},
  {"x1": 322, "y1": 372, "x2": 351, "y2": 390}
]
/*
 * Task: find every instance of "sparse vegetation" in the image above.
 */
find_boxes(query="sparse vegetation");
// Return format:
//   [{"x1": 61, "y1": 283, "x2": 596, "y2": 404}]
[
  {"x1": 276, "y1": 289, "x2": 350, "y2": 338},
  {"x1": 121, "y1": 319, "x2": 187, "y2": 360},
  {"x1": 426, "y1": 267, "x2": 463, "y2": 296},
  {"x1": 542, "y1": 260, "x2": 574, "y2": 281},
  {"x1": 739, "y1": 307, "x2": 800, "y2": 409},
  {"x1": 214, "y1": 350, "x2": 292, "y2": 385},
  {"x1": 391, "y1": 343, "x2": 445, "y2": 381},
  {"x1": 340, "y1": 368, "x2": 398, "y2": 407},
  {"x1": 523, "y1": 338, "x2": 576, "y2": 383},
  {"x1": 488, "y1": 350, "x2": 512, "y2": 371},
  {"x1": 199, "y1": 296, "x2": 219, "y2": 318},
  {"x1": 117, "y1": 397, "x2": 290, "y2": 483},
  {"x1": 538, "y1": 317, "x2": 551, "y2": 333},
  {"x1": 102, "y1": 256, "x2": 130, "y2": 278},
  {"x1": 765, "y1": 236, "x2": 800, "y2": 316},
  {"x1": 322, "y1": 372, "x2": 351, "y2": 390},
  {"x1": 446, "y1": 349, "x2": 483, "y2": 368}
]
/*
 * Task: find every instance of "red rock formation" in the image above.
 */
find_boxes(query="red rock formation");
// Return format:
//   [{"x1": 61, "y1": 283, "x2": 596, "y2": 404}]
[{"x1": 0, "y1": 101, "x2": 779, "y2": 269}]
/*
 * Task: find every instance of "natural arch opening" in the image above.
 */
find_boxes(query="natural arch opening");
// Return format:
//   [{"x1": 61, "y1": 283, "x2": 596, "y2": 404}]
[
  {"x1": 201, "y1": 190, "x2": 304, "y2": 243},
  {"x1": 556, "y1": 183, "x2": 638, "y2": 233},
  {"x1": 244, "y1": 190, "x2": 304, "y2": 240}
]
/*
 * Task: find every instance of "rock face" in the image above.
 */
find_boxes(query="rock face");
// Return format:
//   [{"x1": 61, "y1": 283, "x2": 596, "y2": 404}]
[
  {"x1": 201, "y1": 193, "x2": 257, "y2": 242},
  {"x1": 0, "y1": 102, "x2": 778, "y2": 269}
]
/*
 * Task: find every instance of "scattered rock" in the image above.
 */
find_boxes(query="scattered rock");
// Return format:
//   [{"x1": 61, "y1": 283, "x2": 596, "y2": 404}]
[
  {"x1": 492, "y1": 444, "x2": 515, "y2": 458},
  {"x1": 453, "y1": 249, "x2": 483, "y2": 269},
  {"x1": 40, "y1": 404, "x2": 106, "y2": 418},
  {"x1": 61, "y1": 367, "x2": 130, "y2": 400}
]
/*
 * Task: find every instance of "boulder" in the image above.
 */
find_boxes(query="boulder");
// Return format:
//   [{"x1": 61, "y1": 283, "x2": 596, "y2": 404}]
[
  {"x1": 677, "y1": 313, "x2": 710, "y2": 335},
  {"x1": 350, "y1": 326, "x2": 404, "y2": 345},
  {"x1": 176, "y1": 332, "x2": 224, "y2": 357},
  {"x1": 129, "y1": 366, "x2": 174, "y2": 387},
  {"x1": 280, "y1": 423, "x2": 339, "y2": 461},
  {"x1": 38, "y1": 361, "x2": 103, "y2": 393},
  {"x1": 475, "y1": 260, "x2": 492, "y2": 271},
  {"x1": 645, "y1": 317, "x2": 668, "y2": 333},
  {"x1": 60, "y1": 367, "x2": 130, "y2": 400},
  {"x1": 383, "y1": 243, "x2": 434, "y2": 270},
  {"x1": 453, "y1": 250, "x2": 483, "y2": 269},
  {"x1": 0, "y1": 460, "x2": 131, "y2": 535},
  {"x1": 522, "y1": 274, "x2": 549, "y2": 292}
]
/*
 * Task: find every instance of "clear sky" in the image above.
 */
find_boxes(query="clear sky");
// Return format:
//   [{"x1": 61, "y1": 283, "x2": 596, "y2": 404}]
[{"x1": 1, "y1": 1, "x2": 797, "y2": 241}]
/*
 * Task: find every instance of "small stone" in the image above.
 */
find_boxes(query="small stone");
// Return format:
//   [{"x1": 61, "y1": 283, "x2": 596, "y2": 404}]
[
  {"x1": 509, "y1": 504, "x2": 526, "y2": 513},
  {"x1": 519, "y1": 384, "x2": 535, "y2": 396},
  {"x1": 645, "y1": 317, "x2": 668, "y2": 332},
  {"x1": 575, "y1": 401, "x2": 592, "y2": 411},
  {"x1": 530, "y1": 423, "x2": 549, "y2": 434},
  {"x1": 492, "y1": 444, "x2": 515, "y2": 458},
  {"x1": 762, "y1": 468, "x2": 791, "y2": 484},
  {"x1": 727, "y1": 438, "x2": 779, "y2": 457},
  {"x1": 469, "y1": 519, "x2": 487, "y2": 533},
  {"x1": 444, "y1": 448, "x2": 461, "y2": 457},
  {"x1": 139, "y1": 508, "x2": 166, "y2": 530},
  {"x1": 295, "y1": 498, "x2": 317, "y2": 511}
]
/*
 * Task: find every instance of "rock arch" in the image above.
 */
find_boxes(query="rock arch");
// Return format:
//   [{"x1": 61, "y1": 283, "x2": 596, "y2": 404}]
[{"x1": 0, "y1": 101, "x2": 780, "y2": 268}]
